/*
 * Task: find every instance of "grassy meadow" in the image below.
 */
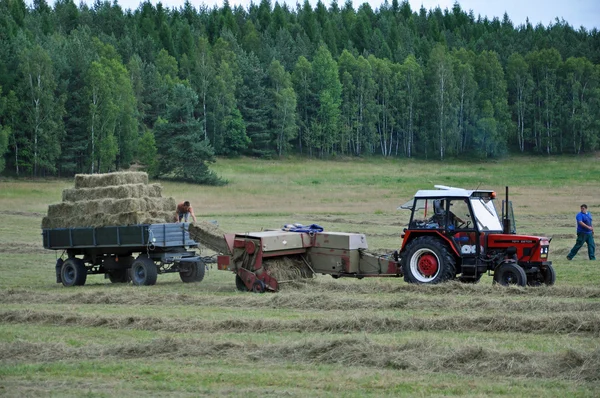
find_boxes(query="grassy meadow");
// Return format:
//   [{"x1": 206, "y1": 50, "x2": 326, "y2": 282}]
[{"x1": 1, "y1": 155, "x2": 600, "y2": 397}]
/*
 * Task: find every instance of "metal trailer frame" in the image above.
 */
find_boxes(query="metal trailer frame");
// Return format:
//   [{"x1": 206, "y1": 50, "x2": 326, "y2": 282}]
[{"x1": 43, "y1": 223, "x2": 207, "y2": 287}]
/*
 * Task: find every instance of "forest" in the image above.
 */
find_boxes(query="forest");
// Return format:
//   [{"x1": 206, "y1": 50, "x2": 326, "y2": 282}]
[{"x1": 0, "y1": 0, "x2": 599, "y2": 183}]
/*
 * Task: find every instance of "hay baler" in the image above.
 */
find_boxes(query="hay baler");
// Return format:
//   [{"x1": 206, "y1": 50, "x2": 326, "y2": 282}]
[
  {"x1": 216, "y1": 186, "x2": 555, "y2": 291},
  {"x1": 217, "y1": 228, "x2": 400, "y2": 292}
]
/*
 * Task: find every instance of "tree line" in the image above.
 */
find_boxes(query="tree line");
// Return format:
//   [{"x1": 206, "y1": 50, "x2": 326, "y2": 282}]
[{"x1": 0, "y1": 0, "x2": 599, "y2": 183}]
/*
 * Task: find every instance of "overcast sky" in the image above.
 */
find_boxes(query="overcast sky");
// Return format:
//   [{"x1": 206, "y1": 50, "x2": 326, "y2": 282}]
[{"x1": 69, "y1": 0, "x2": 599, "y2": 31}]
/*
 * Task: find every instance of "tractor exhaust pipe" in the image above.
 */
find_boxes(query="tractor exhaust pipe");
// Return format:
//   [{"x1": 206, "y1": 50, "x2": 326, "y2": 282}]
[{"x1": 503, "y1": 186, "x2": 511, "y2": 234}]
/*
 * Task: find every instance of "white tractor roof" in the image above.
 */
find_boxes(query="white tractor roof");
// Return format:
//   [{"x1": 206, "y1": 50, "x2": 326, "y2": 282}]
[
  {"x1": 414, "y1": 185, "x2": 494, "y2": 199},
  {"x1": 398, "y1": 185, "x2": 495, "y2": 210}
]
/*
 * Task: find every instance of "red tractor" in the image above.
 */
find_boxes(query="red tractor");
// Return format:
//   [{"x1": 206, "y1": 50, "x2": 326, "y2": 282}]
[
  {"x1": 399, "y1": 185, "x2": 554, "y2": 286},
  {"x1": 215, "y1": 185, "x2": 554, "y2": 291}
]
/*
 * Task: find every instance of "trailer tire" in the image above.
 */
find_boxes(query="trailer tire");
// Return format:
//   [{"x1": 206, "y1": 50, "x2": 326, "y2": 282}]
[
  {"x1": 235, "y1": 275, "x2": 249, "y2": 292},
  {"x1": 108, "y1": 269, "x2": 130, "y2": 284},
  {"x1": 493, "y1": 262, "x2": 527, "y2": 287},
  {"x1": 179, "y1": 261, "x2": 206, "y2": 283},
  {"x1": 61, "y1": 258, "x2": 87, "y2": 287},
  {"x1": 130, "y1": 256, "x2": 158, "y2": 286},
  {"x1": 402, "y1": 236, "x2": 456, "y2": 284}
]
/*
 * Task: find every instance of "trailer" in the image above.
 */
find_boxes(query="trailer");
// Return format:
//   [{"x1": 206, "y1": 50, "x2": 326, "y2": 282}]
[{"x1": 43, "y1": 223, "x2": 205, "y2": 287}]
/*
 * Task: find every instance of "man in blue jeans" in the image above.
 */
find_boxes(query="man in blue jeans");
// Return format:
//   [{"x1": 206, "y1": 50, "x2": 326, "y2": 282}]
[{"x1": 567, "y1": 204, "x2": 595, "y2": 260}]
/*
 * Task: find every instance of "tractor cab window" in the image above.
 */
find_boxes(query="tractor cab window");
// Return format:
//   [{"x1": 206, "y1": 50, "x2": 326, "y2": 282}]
[
  {"x1": 469, "y1": 197, "x2": 503, "y2": 232},
  {"x1": 409, "y1": 198, "x2": 473, "y2": 231},
  {"x1": 409, "y1": 198, "x2": 442, "y2": 229},
  {"x1": 447, "y1": 199, "x2": 472, "y2": 230}
]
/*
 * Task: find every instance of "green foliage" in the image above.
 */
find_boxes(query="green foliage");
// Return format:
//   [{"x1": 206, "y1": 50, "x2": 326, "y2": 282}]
[
  {"x1": 137, "y1": 129, "x2": 158, "y2": 176},
  {"x1": 1, "y1": 0, "x2": 600, "y2": 177},
  {"x1": 154, "y1": 84, "x2": 225, "y2": 185}
]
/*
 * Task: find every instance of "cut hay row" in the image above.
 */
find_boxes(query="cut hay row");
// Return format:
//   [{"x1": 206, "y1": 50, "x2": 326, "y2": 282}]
[
  {"x1": 74, "y1": 171, "x2": 149, "y2": 189},
  {"x1": 293, "y1": 278, "x2": 600, "y2": 298},
  {"x1": 2, "y1": 310, "x2": 599, "y2": 336},
  {"x1": 47, "y1": 197, "x2": 176, "y2": 218},
  {"x1": 3, "y1": 289, "x2": 600, "y2": 314},
  {"x1": 1, "y1": 338, "x2": 598, "y2": 381},
  {"x1": 41, "y1": 211, "x2": 173, "y2": 229},
  {"x1": 62, "y1": 183, "x2": 162, "y2": 202},
  {"x1": 188, "y1": 221, "x2": 230, "y2": 254}
]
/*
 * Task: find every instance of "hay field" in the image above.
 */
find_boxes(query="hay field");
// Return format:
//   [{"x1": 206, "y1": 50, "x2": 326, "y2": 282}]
[{"x1": 1, "y1": 155, "x2": 600, "y2": 396}]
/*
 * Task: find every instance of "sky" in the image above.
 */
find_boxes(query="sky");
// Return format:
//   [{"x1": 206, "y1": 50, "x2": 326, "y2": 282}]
[
  {"x1": 39, "y1": 0, "x2": 597, "y2": 31},
  {"x1": 85, "y1": 0, "x2": 599, "y2": 31}
]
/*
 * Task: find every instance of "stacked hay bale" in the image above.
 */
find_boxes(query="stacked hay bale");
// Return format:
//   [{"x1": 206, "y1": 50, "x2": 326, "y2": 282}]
[{"x1": 42, "y1": 171, "x2": 175, "y2": 229}]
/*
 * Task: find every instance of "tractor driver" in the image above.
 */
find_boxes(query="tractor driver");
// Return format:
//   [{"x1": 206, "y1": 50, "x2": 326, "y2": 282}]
[
  {"x1": 432, "y1": 199, "x2": 467, "y2": 230},
  {"x1": 175, "y1": 201, "x2": 197, "y2": 223}
]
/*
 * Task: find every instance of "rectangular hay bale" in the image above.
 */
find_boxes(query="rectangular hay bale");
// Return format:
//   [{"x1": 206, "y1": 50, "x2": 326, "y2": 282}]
[
  {"x1": 62, "y1": 183, "x2": 162, "y2": 202},
  {"x1": 74, "y1": 172, "x2": 149, "y2": 189}
]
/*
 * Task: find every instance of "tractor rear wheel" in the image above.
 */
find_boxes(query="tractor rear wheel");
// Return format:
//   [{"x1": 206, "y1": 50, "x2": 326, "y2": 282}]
[
  {"x1": 130, "y1": 256, "x2": 158, "y2": 286},
  {"x1": 493, "y1": 262, "x2": 527, "y2": 287},
  {"x1": 402, "y1": 236, "x2": 456, "y2": 284},
  {"x1": 61, "y1": 258, "x2": 87, "y2": 287}
]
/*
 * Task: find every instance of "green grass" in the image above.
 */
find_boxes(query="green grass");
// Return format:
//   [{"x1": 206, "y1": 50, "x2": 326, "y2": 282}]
[{"x1": 1, "y1": 155, "x2": 600, "y2": 396}]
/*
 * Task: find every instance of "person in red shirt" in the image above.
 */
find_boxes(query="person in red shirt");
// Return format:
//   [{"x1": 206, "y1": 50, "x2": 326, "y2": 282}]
[{"x1": 175, "y1": 201, "x2": 197, "y2": 223}]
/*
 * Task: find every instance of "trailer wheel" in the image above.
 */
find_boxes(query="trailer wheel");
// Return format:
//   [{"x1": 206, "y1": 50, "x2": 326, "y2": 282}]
[
  {"x1": 130, "y1": 256, "x2": 158, "y2": 286},
  {"x1": 179, "y1": 261, "x2": 206, "y2": 283},
  {"x1": 61, "y1": 258, "x2": 87, "y2": 287},
  {"x1": 493, "y1": 262, "x2": 527, "y2": 287},
  {"x1": 108, "y1": 269, "x2": 130, "y2": 284},
  {"x1": 235, "y1": 275, "x2": 249, "y2": 292},
  {"x1": 402, "y1": 236, "x2": 456, "y2": 284}
]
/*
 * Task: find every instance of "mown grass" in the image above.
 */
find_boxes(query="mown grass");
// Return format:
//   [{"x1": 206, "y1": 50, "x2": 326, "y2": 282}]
[{"x1": 1, "y1": 155, "x2": 600, "y2": 396}]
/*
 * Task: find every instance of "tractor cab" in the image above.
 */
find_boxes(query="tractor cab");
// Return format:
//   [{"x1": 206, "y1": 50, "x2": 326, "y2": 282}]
[{"x1": 398, "y1": 185, "x2": 554, "y2": 287}]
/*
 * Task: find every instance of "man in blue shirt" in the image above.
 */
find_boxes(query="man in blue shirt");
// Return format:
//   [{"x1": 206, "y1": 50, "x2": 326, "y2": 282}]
[{"x1": 567, "y1": 204, "x2": 595, "y2": 260}]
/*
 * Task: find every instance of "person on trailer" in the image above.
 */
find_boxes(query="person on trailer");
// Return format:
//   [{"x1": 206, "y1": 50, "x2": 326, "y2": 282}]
[{"x1": 175, "y1": 201, "x2": 197, "y2": 223}]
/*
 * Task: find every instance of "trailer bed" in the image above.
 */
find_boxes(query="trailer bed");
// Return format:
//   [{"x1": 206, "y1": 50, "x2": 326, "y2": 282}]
[{"x1": 43, "y1": 223, "x2": 197, "y2": 251}]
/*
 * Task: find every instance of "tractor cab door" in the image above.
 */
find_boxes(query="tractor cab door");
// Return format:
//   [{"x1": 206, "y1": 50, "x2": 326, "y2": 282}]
[{"x1": 445, "y1": 199, "x2": 480, "y2": 258}]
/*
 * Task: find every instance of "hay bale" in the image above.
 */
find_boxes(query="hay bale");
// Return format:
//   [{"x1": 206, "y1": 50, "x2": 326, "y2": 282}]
[
  {"x1": 43, "y1": 171, "x2": 178, "y2": 229},
  {"x1": 74, "y1": 172, "x2": 149, "y2": 189},
  {"x1": 62, "y1": 183, "x2": 162, "y2": 202},
  {"x1": 47, "y1": 197, "x2": 176, "y2": 219},
  {"x1": 189, "y1": 221, "x2": 229, "y2": 254}
]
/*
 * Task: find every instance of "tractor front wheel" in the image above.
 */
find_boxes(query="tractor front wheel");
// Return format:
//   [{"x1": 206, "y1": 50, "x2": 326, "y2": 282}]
[
  {"x1": 493, "y1": 262, "x2": 527, "y2": 287},
  {"x1": 402, "y1": 236, "x2": 456, "y2": 284},
  {"x1": 542, "y1": 263, "x2": 556, "y2": 286},
  {"x1": 527, "y1": 263, "x2": 556, "y2": 286}
]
